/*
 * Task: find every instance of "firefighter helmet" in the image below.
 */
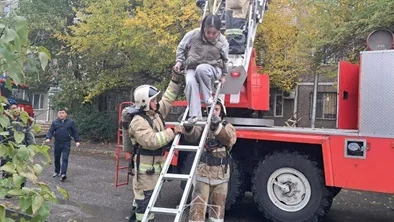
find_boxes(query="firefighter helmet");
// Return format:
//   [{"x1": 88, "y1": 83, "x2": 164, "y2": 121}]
[
  {"x1": 133, "y1": 85, "x2": 160, "y2": 111},
  {"x1": 216, "y1": 97, "x2": 227, "y2": 117}
]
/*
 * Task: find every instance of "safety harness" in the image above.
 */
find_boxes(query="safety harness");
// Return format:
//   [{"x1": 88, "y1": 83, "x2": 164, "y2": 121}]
[
  {"x1": 133, "y1": 112, "x2": 169, "y2": 179},
  {"x1": 200, "y1": 120, "x2": 231, "y2": 174}
]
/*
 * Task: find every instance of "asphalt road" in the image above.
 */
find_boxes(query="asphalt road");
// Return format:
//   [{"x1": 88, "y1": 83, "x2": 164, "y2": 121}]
[{"x1": 6, "y1": 151, "x2": 394, "y2": 222}]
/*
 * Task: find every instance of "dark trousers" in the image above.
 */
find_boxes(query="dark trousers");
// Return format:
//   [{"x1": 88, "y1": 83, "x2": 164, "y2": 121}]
[{"x1": 54, "y1": 141, "x2": 71, "y2": 175}]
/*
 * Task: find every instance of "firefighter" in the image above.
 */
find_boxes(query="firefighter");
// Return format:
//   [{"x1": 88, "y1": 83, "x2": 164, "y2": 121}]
[
  {"x1": 177, "y1": 98, "x2": 236, "y2": 222},
  {"x1": 174, "y1": 14, "x2": 229, "y2": 124},
  {"x1": 225, "y1": 0, "x2": 250, "y2": 54},
  {"x1": 127, "y1": 71, "x2": 184, "y2": 222}
]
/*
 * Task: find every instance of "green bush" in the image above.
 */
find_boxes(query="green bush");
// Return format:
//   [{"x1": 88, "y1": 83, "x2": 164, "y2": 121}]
[{"x1": 70, "y1": 106, "x2": 118, "y2": 142}]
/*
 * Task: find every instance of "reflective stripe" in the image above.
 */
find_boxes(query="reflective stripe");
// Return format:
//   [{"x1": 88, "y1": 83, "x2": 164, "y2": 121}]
[
  {"x1": 132, "y1": 200, "x2": 137, "y2": 207},
  {"x1": 157, "y1": 132, "x2": 166, "y2": 147},
  {"x1": 136, "y1": 213, "x2": 154, "y2": 221},
  {"x1": 164, "y1": 89, "x2": 177, "y2": 101},
  {"x1": 226, "y1": 29, "x2": 243, "y2": 35},
  {"x1": 211, "y1": 147, "x2": 226, "y2": 153},
  {"x1": 208, "y1": 217, "x2": 224, "y2": 222},
  {"x1": 196, "y1": 176, "x2": 228, "y2": 185},
  {"x1": 135, "y1": 163, "x2": 163, "y2": 173}
]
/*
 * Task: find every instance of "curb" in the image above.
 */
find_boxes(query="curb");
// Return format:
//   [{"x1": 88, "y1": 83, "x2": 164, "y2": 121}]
[{"x1": 71, "y1": 147, "x2": 125, "y2": 157}]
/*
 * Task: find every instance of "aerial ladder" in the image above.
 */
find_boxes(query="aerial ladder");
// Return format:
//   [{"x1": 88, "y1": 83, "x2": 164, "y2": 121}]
[{"x1": 141, "y1": 0, "x2": 268, "y2": 221}]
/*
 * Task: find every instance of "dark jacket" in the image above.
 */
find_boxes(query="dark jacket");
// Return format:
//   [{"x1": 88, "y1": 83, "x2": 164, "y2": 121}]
[
  {"x1": 46, "y1": 118, "x2": 80, "y2": 142},
  {"x1": 4, "y1": 116, "x2": 34, "y2": 146}
]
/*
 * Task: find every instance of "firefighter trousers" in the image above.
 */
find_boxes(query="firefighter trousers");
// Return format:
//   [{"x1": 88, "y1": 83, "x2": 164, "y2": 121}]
[
  {"x1": 188, "y1": 181, "x2": 228, "y2": 222},
  {"x1": 226, "y1": 0, "x2": 250, "y2": 54},
  {"x1": 185, "y1": 64, "x2": 221, "y2": 117},
  {"x1": 132, "y1": 173, "x2": 159, "y2": 221}
]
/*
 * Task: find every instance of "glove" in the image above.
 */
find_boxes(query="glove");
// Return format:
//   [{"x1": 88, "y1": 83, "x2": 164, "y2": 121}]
[
  {"x1": 174, "y1": 125, "x2": 185, "y2": 135},
  {"x1": 178, "y1": 113, "x2": 192, "y2": 131},
  {"x1": 210, "y1": 115, "x2": 221, "y2": 131},
  {"x1": 171, "y1": 65, "x2": 184, "y2": 84},
  {"x1": 196, "y1": 0, "x2": 205, "y2": 8}
]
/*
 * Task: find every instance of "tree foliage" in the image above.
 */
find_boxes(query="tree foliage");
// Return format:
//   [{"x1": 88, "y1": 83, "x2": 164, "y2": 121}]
[
  {"x1": 17, "y1": 0, "x2": 82, "y2": 90},
  {"x1": 257, "y1": 0, "x2": 394, "y2": 90},
  {"x1": 256, "y1": 0, "x2": 301, "y2": 91},
  {"x1": 0, "y1": 14, "x2": 68, "y2": 222},
  {"x1": 15, "y1": 0, "x2": 394, "y2": 110},
  {"x1": 57, "y1": 0, "x2": 199, "y2": 103}
]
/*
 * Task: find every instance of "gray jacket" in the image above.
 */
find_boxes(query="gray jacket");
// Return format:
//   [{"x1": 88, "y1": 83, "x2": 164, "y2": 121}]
[{"x1": 176, "y1": 28, "x2": 229, "y2": 76}]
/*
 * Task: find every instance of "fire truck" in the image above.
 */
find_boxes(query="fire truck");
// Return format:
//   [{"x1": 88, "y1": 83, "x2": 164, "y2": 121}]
[
  {"x1": 0, "y1": 77, "x2": 34, "y2": 117},
  {"x1": 115, "y1": 0, "x2": 394, "y2": 221}
]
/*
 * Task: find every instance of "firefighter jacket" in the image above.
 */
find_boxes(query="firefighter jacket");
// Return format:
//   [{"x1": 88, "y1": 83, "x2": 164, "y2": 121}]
[
  {"x1": 183, "y1": 120, "x2": 236, "y2": 185},
  {"x1": 128, "y1": 81, "x2": 181, "y2": 175},
  {"x1": 176, "y1": 28, "x2": 229, "y2": 76}
]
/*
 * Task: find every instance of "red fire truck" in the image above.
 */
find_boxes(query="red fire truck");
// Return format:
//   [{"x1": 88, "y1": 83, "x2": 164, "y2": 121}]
[
  {"x1": 0, "y1": 77, "x2": 34, "y2": 117},
  {"x1": 115, "y1": 1, "x2": 394, "y2": 221}
]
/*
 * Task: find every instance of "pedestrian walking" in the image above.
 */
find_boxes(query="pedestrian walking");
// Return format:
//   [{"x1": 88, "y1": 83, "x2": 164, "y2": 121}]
[{"x1": 45, "y1": 108, "x2": 80, "y2": 182}]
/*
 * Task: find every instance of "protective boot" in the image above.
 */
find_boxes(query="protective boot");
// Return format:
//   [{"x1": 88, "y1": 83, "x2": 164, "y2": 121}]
[
  {"x1": 130, "y1": 219, "x2": 154, "y2": 222},
  {"x1": 126, "y1": 206, "x2": 136, "y2": 221}
]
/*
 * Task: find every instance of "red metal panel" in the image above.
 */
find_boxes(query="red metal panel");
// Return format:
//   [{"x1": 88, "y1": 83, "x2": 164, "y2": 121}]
[
  {"x1": 249, "y1": 73, "x2": 269, "y2": 110},
  {"x1": 321, "y1": 138, "x2": 334, "y2": 186},
  {"x1": 236, "y1": 130, "x2": 328, "y2": 144},
  {"x1": 338, "y1": 61, "x2": 359, "y2": 129},
  {"x1": 329, "y1": 136, "x2": 394, "y2": 193},
  {"x1": 236, "y1": 130, "x2": 394, "y2": 193}
]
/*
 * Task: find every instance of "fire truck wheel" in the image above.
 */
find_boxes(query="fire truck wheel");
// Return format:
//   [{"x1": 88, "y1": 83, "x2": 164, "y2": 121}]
[
  {"x1": 252, "y1": 151, "x2": 332, "y2": 222},
  {"x1": 226, "y1": 159, "x2": 247, "y2": 211}
]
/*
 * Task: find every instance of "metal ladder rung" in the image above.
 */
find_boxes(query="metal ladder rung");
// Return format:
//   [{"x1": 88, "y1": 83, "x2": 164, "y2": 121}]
[
  {"x1": 174, "y1": 145, "x2": 199, "y2": 151},
  {"x1": 182, "y1": 121, "x2": 207, "y2": 127},
  {"x1": 163, "y1": 173, "x2": 190, "y2": 181},
  {"x1": 150, "y1": 207, "x2": 179, "y2": 215}
]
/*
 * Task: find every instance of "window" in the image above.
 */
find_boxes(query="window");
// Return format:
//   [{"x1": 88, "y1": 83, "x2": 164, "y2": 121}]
[
  {"x1": 310, "y1": 92, "x2": 337, "y2": 120},
  {"x1": 32, "y1": 94, "x2": 44, "y2": 110},
  {"x1": 274, "y1": 94, "x2": 283, "y2": 117}
]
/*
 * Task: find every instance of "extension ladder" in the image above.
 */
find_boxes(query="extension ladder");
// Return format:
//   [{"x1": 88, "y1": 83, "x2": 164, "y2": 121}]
[{"x1": 141, "y1": 82, "x2": 222, "y2": 222}]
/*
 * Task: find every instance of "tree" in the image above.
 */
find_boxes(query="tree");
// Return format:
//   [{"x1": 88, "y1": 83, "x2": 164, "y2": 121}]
[
  {"x1": 0, "y1": 14, "x2": 68, "y2": 222},
  {"x1": 17, "y1": 0, "x2": 83, "y2": 90},
  {"x1": 58, "y1": 0, "x2": 199, "y2": 103},
  {"x1": 255, "y1": 0, "x2": 302, "y2": 91},
  {"x1": 294, "y1": 0, "x2": 394, "y2": 75},
  {"x1": 256, "y1": 0, "x2": 394, "y2": 91}
]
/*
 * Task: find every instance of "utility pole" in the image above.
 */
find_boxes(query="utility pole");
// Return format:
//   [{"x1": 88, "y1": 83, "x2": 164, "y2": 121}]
[{"x1": 311, "y1": 72, "x2": 319, "y2": 128}]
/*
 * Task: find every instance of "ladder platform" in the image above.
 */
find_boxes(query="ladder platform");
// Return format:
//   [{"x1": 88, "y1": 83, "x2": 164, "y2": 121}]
[
  {"x1": 174, "y1": 145, "x2": 199, "y2": 151},
  {"x1": 150, "y1": 207, "x2": 179, "y2": 215},
  {"x1": 163, "y1": 173, "x2": 190, "y2": 181}
]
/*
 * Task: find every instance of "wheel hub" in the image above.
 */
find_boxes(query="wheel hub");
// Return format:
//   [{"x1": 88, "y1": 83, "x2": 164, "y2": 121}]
[{"x1": 267, "y1": 167, "x2": 311, "y2": 212}]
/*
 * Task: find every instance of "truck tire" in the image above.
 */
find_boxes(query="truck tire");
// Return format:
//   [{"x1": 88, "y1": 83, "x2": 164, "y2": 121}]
[
  {"x1": 226, "y1": 159, "x2": 247, "y2": 211},
  {"x1": 252, "y1": 151, "x2": 332, "y2": 222}
]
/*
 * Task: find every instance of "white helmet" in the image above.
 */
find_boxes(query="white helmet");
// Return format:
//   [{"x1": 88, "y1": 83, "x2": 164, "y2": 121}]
[
  {"x1": 133, "y1": 85, "x2": 160, "y2": 111},
  {"x1": 216, "y1": 97, "x2": 227, "y2": 117}
]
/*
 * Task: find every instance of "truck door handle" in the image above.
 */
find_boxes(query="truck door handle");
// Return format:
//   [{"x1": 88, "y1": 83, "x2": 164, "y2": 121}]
[{"x1": 343, "y1": 91, "x2": 348, "y2": 100}]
